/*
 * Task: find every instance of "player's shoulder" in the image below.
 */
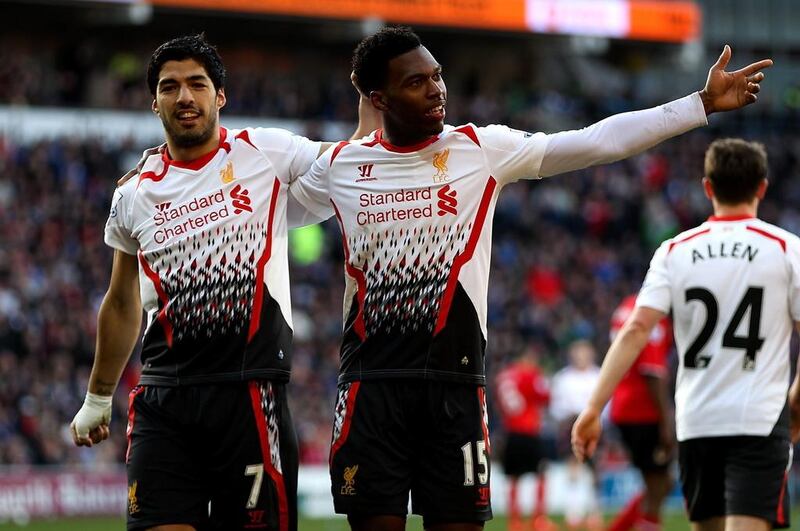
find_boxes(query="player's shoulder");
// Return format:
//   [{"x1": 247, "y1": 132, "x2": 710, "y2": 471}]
[
  {"x1": 109, "y1": 173, "x2": 140, "y2": 222},
  {"x1": 662, "y1": 222, "x2": 713, "y2": 254},
  {"x1": 116, "y1": 172, "x2": 140, "y2": 196},
  {"x1": 458, "y1": 123, "x2": 543, "y2": 148},
  {"x1": 442, "y1": 122, "x2": 505, "y2": 143},
  {"x1": 747, "y1": 218, "x2": 800, "y2": 252},
  {"x1": 133, "y1": 151, "x2": 170, "y2": 189},
  {"x1": 229, "y1": 126, "x2": 303, "y2": 150},
  {"x1": 322, "y1": 131, "x2": 384, "y2": 167}
]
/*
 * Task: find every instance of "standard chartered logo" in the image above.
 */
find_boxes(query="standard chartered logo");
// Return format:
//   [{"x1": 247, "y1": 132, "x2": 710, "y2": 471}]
[
  {"x1": 355, "y1": 185, "x2": 459, "y2": 225},
  {"x1": 152, "y1": 185, "x2": 253, "y2": 244}
]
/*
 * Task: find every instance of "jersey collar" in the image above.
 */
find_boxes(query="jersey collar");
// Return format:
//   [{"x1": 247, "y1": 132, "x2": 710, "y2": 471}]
[
  {"x1": 375, "y1": 129, "x2": 440, "y2": 153},
  {"x1": 162, "y1": 127, "x2": 230, "y2": 171},
  {"x1": 707, "y1": 214, "x2": 756, "y2": 222}
]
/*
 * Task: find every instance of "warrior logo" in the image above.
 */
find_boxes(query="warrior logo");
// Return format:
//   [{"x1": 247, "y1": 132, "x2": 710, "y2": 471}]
[{"x1": 357, "y1": 164, "x2": 373, "y2": 178}]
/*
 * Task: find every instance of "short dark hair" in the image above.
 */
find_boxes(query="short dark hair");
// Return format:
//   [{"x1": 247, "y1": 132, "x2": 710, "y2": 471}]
[
  {"x1": 704, "y1": 138, "x2": 768, "y2": 205},
  {"x1": 352, "y1": 26, "x2": 422, "y2": 95},
  {"x1": 146, "y1": 34, "x2": 226, "y2": 96}
]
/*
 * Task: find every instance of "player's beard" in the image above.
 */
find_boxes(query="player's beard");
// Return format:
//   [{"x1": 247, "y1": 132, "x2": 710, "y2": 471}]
[{"x1": 161, "y1": 109, "x2": 217, "y2": 149}]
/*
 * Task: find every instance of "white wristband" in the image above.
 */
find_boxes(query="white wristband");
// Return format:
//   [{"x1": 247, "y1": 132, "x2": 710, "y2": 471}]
[
  {"x1": 72, "y1": 392, "x2": 114, "y2": 439},
  {"x1": 84, "y1": 391, "x2": 114, "y2": 410}
]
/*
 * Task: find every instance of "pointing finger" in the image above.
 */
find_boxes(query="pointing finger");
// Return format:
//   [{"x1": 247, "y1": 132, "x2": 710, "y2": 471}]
[{"x1": 735, "y1": 58, "x2": 774, "y2": 77}]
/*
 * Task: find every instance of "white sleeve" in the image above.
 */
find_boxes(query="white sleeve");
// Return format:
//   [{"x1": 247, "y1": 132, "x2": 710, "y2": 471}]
[
  {"x1": 539, "y1": 92, "x2": 708, "y2": 178},
  {"x1": 477, "y1": 125, "x2": 550, "y2": 186},
  {"x1": 104, "y1": 182, "x2": 138, "y2": 255},
  {"x1": 786, "y1": 238, "x2": 800, "y2": 321},
  {"x1": 286, "y1": 193, "x2": 333, "y2": 229},
  {"x1": 288, "y1": 146, "x2": 336, "y2": 228},
  {"x1": 248, "y1": 128, "x2": 321, "y2": 183},
  {"x1": 635, "y1": 241, "x2": 672, "y2": 314}
]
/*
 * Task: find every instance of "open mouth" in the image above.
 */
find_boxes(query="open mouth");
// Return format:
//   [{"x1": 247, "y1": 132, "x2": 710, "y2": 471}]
[
  {"x1": 425, "y1": 103, "x2": 446, "y2": 121},
  {"x1": 176, "y1": 110, "x2": 201, "y2": 125}
]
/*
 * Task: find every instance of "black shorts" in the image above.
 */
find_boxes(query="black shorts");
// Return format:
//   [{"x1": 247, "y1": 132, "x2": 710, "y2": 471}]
[
  {"x1": 616, "y1": 422, "x2": 671, "y2": 473},
  {"x1": 501, "y1": 433, "x2": 545, "y2": 477},
  {"x1": 126, "y1": 382, "x2": 298, "y2": 531},
  {"x1": 679, "y1": 435, "x2": 792, "y2": 528},
  {"x1": 329, "y1": 380, "x2": 492, "y2": 525}
]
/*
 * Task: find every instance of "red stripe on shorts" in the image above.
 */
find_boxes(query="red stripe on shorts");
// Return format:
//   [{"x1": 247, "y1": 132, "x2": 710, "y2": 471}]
[
  {"x1": 478, "y1": 387, "x2": 491, "y2": 454},
  {"x1": 126, "y1": 386, "x2": 145, "y2": 463},
  {"x1": 329, "y1": 382, "x2": 361, "y2": 465},
  {"x1": 249, "y1": 382, "x2": 288, "y2": 531},
  {"x1": 776, "y1": 471, "x2": 789, "y2": 525}
]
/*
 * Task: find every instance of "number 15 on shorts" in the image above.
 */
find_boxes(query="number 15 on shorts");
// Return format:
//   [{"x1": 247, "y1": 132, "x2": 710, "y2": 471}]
[{"x1": 461, "y1": 440, "x2": 489, "y2": 486}]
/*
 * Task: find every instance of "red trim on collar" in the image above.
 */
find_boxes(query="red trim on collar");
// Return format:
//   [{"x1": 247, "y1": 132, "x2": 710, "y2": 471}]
[
  {"x1": 707, "y1": 214, "x2": 756, "y2": 222},
  {"x1": 668, "y1": 228, "x2": 711, "y2": 254},
  {"x1": 162, "y1": 127, "x2": 228, "y2": 170},
  {"x1": 376, "y1": 129, "x2": 439, "y2": 153},
  {"x1": 746, "y1": 225, "x2": 786, "y2": 252}
]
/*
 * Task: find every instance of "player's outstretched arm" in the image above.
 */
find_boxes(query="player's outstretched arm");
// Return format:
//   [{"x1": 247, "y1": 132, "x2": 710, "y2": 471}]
[
  {"x1": 538, "y1": 46, "x2": 772, "y2": 178},
  {"x1": 71, "y1": 250, "x2": 142, "y2": 448},
  {"x1": 571, "y1": 306, "x2": 666, "y2": 461}
]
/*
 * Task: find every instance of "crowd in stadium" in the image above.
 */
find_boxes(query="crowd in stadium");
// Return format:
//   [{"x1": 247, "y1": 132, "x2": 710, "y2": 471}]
[
  {"x1": 1, "y1": 34, "x2": 799, "y2": 478},
  {"x1": 1, "y1": 124, "x2": 798, "y2": 469}
]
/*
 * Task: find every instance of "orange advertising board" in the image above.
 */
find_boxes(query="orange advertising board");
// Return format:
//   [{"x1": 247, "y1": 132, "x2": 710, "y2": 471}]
[
  {"x1": 148, "y1": 0, "x2": 700, "y2": 42},
  {"x1": 149, "y1": 0, "x2": 528, "y2": 32},
  {"x1": 629, "y1": 1, "x2": 701, "y2": 42}
]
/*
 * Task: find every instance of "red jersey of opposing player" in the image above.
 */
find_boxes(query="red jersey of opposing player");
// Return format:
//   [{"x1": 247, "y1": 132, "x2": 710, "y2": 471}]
[
  {"x1": 495, "y1": 356, "x2": 551, "y2": 435},
  {"x1": 610, "y1": 295, "x2": 672, "y2": 424}
]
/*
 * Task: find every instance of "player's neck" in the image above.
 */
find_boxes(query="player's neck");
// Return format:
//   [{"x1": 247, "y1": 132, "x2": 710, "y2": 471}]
[
  {"x1": 165, "y1": 129, "x2": 221, "y2": 163},
  {"x1": 381, "y1": 123, "x2": 436, "y2": 148},
  {"x1": 712, "y1": 201, "x2": 758, "y2": 219}
]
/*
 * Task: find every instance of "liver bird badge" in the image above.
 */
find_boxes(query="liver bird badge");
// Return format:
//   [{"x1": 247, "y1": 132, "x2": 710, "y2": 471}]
[{"x1": 433, "y1": 149, "x2": 449, "y2": 183}]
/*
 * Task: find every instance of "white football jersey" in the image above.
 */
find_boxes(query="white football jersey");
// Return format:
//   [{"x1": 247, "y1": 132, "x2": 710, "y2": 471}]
[
  {"x1": 290, "y1": 124, "x2": 548, "y2": 384},
  {"x1": 550, "y1": 365, "x2": 602, "y2": 423},
  {"x1": 637, "y1": 216, "x2": 800, "y2": 440},
  {"x1": 105, "y1": 127, "x2": 319, "y2": 385}
]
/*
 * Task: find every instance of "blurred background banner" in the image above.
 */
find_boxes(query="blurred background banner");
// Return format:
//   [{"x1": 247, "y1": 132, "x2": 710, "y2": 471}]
[
  {"x1": 145, "y1": 0, "x2": 700, "y2": 42},
  {"x1": 0, "y1": 0, "x2": 799, "y2": 528}
]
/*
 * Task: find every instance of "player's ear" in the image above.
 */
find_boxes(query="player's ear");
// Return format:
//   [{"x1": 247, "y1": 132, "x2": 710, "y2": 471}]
[
  {"x1": 216, "y1": 88, "x2": 226, "y2": 110},
  {"x1": 756, "y1": 178, "x2": 768, "y2": 199},
  {"x1": 370, "y1": 90, "x2": 389, "y2": 112},
  {"x1": 151, "y1": 99, "x2": 159, "y2": 115},
  {"x1": 702, "y1": 177, "x2": 714, "y2": 200}
]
